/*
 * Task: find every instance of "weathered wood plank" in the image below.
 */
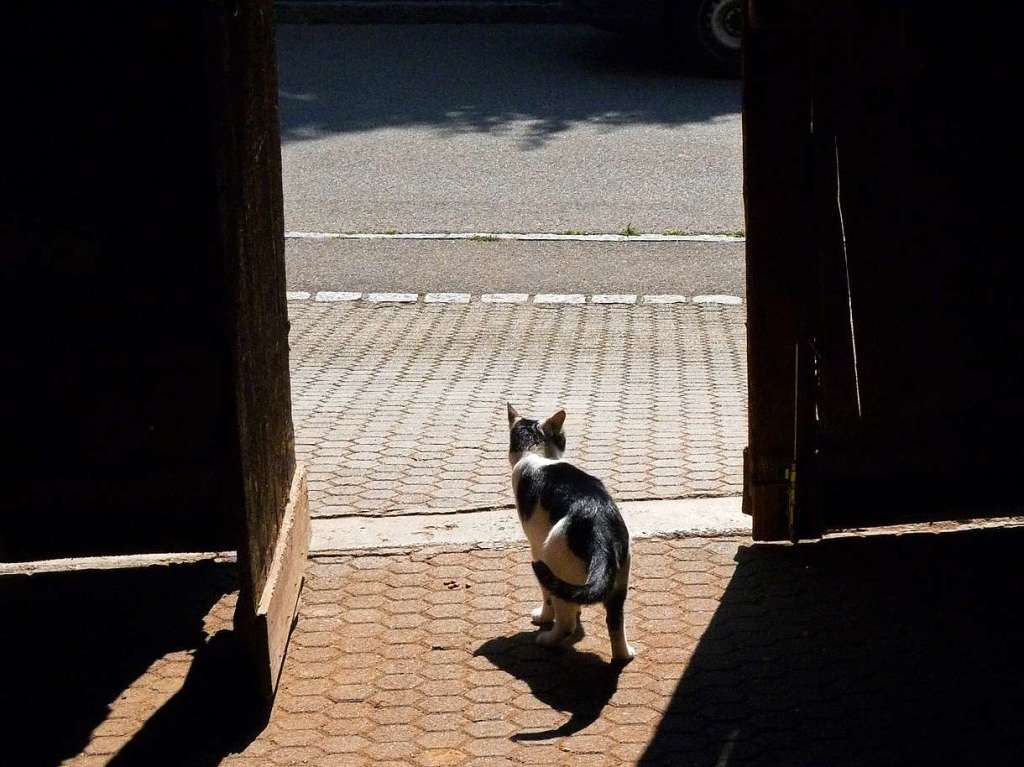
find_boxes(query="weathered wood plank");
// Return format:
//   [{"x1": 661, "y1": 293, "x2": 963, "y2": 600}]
[
  {"x1": 201, "y1": 0, "x2": 304, "y2": 699},
  {"x1": 205, "y1": 0, "x2": 296, "y2": 608},
  {"x1": 251, "y1": 465, "x2": 310, "y2": 697}
]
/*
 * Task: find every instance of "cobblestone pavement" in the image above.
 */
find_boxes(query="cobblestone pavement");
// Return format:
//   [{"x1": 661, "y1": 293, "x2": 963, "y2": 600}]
[
  {"x1": 289, "y1": 302, "x2": 746, "y2": 518},
  {"x1": 44, "y1": 525, "x2": 1024, "y2": 766}
]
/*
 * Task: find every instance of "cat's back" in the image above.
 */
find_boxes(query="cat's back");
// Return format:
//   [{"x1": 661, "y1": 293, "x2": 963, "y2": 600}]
[
  {"x1": 538, "y1": 461, "x2": 609, "y2": 502},
  {"x1": 518, "y1": 457, "x2": 620, "y2": 523},
  {"x1": 515, "y1": 455, "x2": 629, "y2": 568}
]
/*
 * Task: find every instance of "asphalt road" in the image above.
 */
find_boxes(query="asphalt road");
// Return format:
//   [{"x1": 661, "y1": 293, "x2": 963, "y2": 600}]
[
  {"x1": 285, "y1": 237, "x2": 745, "y2": 295},
  {"x1": 276, "y1": 23, "x2": 743, "y2": 235}
]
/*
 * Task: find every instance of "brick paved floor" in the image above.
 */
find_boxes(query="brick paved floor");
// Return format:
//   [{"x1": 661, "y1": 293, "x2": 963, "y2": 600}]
[
  {"x1": 34, "y1": 524, "x2": 1024, "y2": 766},
  {"x1": 289, "y1": 302, "x2": 746, "y2": 518}
]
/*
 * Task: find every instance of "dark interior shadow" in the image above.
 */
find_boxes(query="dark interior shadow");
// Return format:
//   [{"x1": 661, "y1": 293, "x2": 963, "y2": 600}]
[
  {"x1": 0, "y1": 560, "x2": 250, "y2": 766},
  {"x1": 638, "y1": 525, "x2": 1024, "y2": 766},
  {"x1": 276, "y1": 24, "x2": 739, "y2": 148},
  {"x1": 474, "y1": 629, "x2": 624, "y2": 739}
]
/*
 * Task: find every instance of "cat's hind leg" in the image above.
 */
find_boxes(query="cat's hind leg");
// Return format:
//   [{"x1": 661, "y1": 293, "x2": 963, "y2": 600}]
[
  {"x1": 605, "y1": 566, "x2": 635, "y2": 663},
  {"x1": 531, "y1": 588, "x2": 554, "y2": 626},
  {"x1": 568, "y1": 605, "x2": 585, "y2": 644},
  {"x1": 536, "y1": 596, "x2": 580, "y2": 648}
]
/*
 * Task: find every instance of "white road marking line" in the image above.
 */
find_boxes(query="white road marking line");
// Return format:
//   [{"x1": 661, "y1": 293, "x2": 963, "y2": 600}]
[
  {"x1": 314, "y1": 291, "x2": 362, "y2": 302},
  {"x1": 641, "y1": 294, "x2": 688, "y2": 304},
  {"x1": 285, "y1": 231, "x2": 745, "y2": 243},
  {"x1": 366, "y1": 292, "x2": 418, "y2": 303},
  {"x1": 692, "y1": 295, "x2": 743, "y2": 305},
  {"x1": 533, "y1": 293, "x2": 586, "y2": 304},
  {"x1": 591, "y1": 294, "x2": 638, "y2": 304},
  {"x1": 286, "y1": 291, "x2": 311, "y2": 301},
  {"x1": 424, "y1": 292, "x2": 471, "y2": 303},
  {"x1": 481, "y1": 293, "x2": 529, "y2": 303}
]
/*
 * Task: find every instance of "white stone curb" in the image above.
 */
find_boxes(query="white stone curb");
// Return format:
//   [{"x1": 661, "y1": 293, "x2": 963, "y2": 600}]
[
  {"x1": 692, "y1": 295, "x2": 743, "y2": 305},
  {"x1": 641, "y1": 294, "x2": 688, "y2": 304},
  {"x1": 366, "y1": 292, "x2": 418, "y2": 303},
  {"x1": 534, "y1": 294, "x2": 586, "y2": 304},
  {"x1": 425, "y1": 292, "x2": 471, "y2": 303},
  {"x1": 287, "y1": 292, "x2": 744, "y2": 306},
  {"x1": 314, "y1": 291, "x2": 361, "y2": 302},
  {"x1": 480, "y1": 293, "x2": 530, "y2": 303},
  {"x1": 286, "y1": 231, "x2": 745, "y2": 243}
]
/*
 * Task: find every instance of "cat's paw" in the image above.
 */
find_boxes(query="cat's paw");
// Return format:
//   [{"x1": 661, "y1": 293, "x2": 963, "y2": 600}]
[
  {"x1": 535, "y1": 629, "x2": 565, "y2": 648},
  {"x1": 611, "y1": 645, "x2": 636, "y2": 664},
  {"x1": 530, "y1": 606, "x2": 554, "y2": 626},
  {"x1": 566, "y1": 620, "x2": 585, "y2": 644}
]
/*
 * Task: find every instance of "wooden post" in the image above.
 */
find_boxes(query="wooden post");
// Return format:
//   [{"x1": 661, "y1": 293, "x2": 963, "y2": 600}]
[
  {"x1": 205, "y1": 0, "x2": 309, "y2": 698},
  {"x1": 742, "y1": 0, "x2": 818, "y2": 540}
]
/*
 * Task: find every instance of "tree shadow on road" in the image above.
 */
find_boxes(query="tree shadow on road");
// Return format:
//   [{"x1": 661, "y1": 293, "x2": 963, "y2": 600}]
[
  {"x1": 276, "y1": 24, "x2": 740, "y2": 149},
  {"x1": 474, "y1": 629, "x2": 624, "y2": 739}
]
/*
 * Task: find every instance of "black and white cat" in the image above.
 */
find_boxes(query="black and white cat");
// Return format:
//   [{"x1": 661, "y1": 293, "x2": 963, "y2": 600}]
[{"x1": 507, "y1": 404, "x2": 635, "y2": 663}]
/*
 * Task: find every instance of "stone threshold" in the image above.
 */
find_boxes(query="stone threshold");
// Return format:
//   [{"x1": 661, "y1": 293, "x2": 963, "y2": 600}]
[{"x1": 310, "y1": 495, "x2": 750, "y2": 553}]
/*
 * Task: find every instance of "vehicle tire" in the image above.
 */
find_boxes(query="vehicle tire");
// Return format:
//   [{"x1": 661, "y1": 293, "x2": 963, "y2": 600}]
[{"x1": 670, "y1": 0, "x2": 743, "y2": 77}]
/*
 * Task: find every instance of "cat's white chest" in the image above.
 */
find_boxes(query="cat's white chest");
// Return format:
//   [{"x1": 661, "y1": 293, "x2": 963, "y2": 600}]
[
  {"x1": 521, "y1": 505, "x2": 553, "y2": 560},
  {"x1": 510, "y1": 453, "x2": 589, "y2": 588},
  {"x1": 512, "y1": 454, "x2": 558, "y2": 559}
]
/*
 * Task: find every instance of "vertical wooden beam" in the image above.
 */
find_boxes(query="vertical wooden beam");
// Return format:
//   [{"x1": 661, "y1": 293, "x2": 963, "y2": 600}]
[
  {"x1": 205, "y1": 0, "x2": 308, "y2": 698},
  {"x1": 249, "y1": 467, "x2": 310, "y2": 698},
  {"x1": 742, "y1": 0, "x2": 817, "y2": 540}
]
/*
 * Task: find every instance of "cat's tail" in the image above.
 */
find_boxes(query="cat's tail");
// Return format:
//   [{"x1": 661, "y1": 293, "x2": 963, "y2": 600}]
[{"x1": 531, "y1": 550, "x2": 613, "y2": 605}]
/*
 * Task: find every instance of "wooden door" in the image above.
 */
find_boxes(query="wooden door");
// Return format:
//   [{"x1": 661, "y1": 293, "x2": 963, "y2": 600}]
[
  {"x1": 2, "y1": 0, "x2": 308, "y2": 699},
  {"x1": 207, "y1": 0, "x2": 310, "y2": 698},
  {"x1": 744, "y1": 0, "x2": 1023, "y2": 540}
]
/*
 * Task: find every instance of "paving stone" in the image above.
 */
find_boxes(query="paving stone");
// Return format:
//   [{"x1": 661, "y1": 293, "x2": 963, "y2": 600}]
[
  {"x1": 288, "y1": 303, "x2": 746, "y2": 517},
  {"x1": 59, "y1": 519, "x2": 1024, "y2": 767}
]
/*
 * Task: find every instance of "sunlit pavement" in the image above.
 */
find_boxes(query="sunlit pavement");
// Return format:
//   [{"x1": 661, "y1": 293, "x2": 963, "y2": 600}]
[{"x1": 288, "y1": 299, "x2": 747, "y2": 522}]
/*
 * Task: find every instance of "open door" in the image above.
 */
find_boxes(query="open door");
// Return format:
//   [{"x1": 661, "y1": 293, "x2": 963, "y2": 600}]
[
  {"x1": 743, "y1": 0, "x2": 1022, "y2": 540},
  {"x1": 208, "y1": 0, "x2": 311, "y2": 699},
  {"x1": 2, "y1": 0, "x2": 307, "y2": 700}
]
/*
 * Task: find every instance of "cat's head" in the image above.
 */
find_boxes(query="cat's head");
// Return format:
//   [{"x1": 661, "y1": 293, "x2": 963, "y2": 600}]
[{"x1": 506, "y1": 403, "x2": 566, "y2": 465}]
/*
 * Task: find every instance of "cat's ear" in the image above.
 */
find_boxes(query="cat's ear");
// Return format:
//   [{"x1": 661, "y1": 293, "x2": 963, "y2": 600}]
[
  {"x1": 507, "y1": 403, "x2": 520, "y2": 427},
  {"x1": 542, "y1": 409, "x2": 566, "y2": 435}
]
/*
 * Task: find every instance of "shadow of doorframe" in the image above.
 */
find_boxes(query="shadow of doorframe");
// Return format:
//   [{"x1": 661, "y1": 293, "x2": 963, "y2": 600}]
[
  {"x1": 638, "y1": 525, "x2": 1024, "y2": 765},
  {"x1": 0, "y1": 559, "x2": 261, "y2": 766}
]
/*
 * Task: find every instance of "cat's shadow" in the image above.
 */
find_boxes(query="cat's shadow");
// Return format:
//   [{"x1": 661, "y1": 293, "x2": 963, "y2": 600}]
[{"x1": 473, "y1": 629, "x2": 624, "y2": 740}]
